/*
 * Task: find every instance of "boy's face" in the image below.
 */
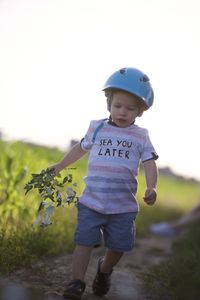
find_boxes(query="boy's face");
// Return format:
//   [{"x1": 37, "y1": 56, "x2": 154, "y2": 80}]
[{"x1": 110, "y1": 91, "x2": 141, "y2": 127}]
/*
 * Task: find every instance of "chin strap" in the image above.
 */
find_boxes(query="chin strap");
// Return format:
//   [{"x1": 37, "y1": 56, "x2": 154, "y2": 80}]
[{"x1": 92, "y1": 119, "x2": 107, "y2": 143}]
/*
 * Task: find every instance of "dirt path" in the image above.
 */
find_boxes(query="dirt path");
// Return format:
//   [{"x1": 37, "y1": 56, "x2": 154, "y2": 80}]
[{"x1": 8, "y1": 234, "x2": 174, "y2": 300}]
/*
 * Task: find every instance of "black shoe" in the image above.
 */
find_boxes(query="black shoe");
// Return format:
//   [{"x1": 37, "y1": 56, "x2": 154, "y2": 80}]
[
  {"x1": 92, "y1": 257, "x2": 113, "y2": 296},
  {"x1": 63, "y1": 279, "x2": 86, "y2": 300}
]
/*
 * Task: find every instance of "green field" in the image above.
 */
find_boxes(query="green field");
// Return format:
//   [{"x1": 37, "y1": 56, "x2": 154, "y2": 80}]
[{"x1": 0, "y1": 139, "x2": 200, "y2": 298}]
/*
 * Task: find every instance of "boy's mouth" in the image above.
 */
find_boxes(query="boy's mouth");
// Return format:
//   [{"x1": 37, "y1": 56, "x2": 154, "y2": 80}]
[
  {"x1": 116, "y1": 118, "x2": 127, "y2": 122},
  {"x1": 115, "y1": 119, "x2": 129, "y2": 127}
]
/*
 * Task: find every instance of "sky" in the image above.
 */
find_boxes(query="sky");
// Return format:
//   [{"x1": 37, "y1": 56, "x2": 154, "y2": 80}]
[{"x1": 0, "y1": 0, "x2": 200, "y2": 181}]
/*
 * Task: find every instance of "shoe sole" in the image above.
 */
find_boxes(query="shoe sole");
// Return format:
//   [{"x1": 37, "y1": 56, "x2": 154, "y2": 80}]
[{"x1": 63, "y1": 292, "x2": 81, "y2": 300}]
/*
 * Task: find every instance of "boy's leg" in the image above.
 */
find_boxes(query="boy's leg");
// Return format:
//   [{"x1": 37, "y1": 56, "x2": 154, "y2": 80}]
[
  {"x1": 100, "y1": 249, "x2": 123, "y2": 273},
  {"x1": 63, "y1": 244, "x2": 93, "y2": 299},
  {"x1": 72, "y1": 244, "x2": 93, "y2": 280},
  {"x1": 92, "y1": 249, "x2": 123, "y2": 296},
  {"x1": 92, "y1": 211, "x2": 137, "y2": 296}
]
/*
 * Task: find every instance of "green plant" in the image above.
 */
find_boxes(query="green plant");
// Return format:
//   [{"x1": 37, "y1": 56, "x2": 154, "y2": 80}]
[
  {"x1": 0, "y1": 147, "x2": 29, "y2": 225},
  {"x1": 0, "y1": 224, "x2": 75, "y2": 274},
  {"x1": 143, "y1": 226, "x2": 200, "y2": 300},
  {"x1": 24, "y1": 168, "x2": 78, "y2": 227}
]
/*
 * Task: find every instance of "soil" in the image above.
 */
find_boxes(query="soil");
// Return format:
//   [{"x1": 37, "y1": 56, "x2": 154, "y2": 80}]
[{"x1": 7, "y1": 234, "x2": 174, "y2": 300}]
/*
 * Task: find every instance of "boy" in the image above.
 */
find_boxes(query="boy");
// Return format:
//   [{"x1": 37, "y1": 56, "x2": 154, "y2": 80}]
[{"x1": 51, "y1": 67, "x2": 158, "y2": 299}]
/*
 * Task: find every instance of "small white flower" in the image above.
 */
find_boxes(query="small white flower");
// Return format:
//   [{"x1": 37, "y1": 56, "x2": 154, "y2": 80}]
[
  {"x1": 45, "y1": 205, "x2": 55, "y2": 216},
  {"x1": 32, "y1": 215, "x2": 43, "y2": 227},
  {"x1": 66, "y1": 187, "x2": 75, "y2": 197}
]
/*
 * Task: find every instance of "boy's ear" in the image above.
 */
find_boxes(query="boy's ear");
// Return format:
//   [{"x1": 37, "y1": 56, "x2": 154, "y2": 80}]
[
  {"x1": 137, "y1": 109, "x2": 144, "y2": 117},
  {"x1": 137, "y1": 102, "x2": 148, "y2": 117},
  {"x1": 107, "y1": 99, "x2": 111, "y2": 111}
]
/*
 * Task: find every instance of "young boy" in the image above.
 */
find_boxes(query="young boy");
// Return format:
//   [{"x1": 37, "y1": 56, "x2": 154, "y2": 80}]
[{"x1": 51, "y1": 67, "x2": 158, "y2": 299}]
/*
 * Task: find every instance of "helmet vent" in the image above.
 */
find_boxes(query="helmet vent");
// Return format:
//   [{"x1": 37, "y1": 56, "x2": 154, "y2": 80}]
[
  {"x1": 119, "y1": 68, "x2": 126, "y2": 75},
  {"x1": 140, "y1": 74, "x2": 149, "y2": 82}
]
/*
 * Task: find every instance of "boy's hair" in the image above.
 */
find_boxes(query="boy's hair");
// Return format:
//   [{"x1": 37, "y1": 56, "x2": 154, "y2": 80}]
[{"x1": 105, "y1": 89, "x2": 147, "y2": 116}]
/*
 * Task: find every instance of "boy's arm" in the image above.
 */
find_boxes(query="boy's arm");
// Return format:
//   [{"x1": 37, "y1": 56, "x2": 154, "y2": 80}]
[
  {"x1": 142, "y1": 159, "x2": 158, "y2": 205},
  {"x1": 51, "y1": 142, "x2": 87, "y2": 174}
]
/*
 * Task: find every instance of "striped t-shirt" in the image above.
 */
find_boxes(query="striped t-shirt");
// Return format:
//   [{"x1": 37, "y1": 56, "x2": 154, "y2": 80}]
[{"x1": 79, "y1": 119, "x2": 158, "y2": 214}]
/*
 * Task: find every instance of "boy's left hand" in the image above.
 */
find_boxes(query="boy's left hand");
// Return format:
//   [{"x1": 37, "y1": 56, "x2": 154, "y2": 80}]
[{"x1": 143, "y1": 188, "x2": 157, "y2": 205}]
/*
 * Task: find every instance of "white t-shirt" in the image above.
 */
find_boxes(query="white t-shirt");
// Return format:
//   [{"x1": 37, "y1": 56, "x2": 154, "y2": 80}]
[{"x1": 79, "y1": 119, "x2": 158, "y2": 214}]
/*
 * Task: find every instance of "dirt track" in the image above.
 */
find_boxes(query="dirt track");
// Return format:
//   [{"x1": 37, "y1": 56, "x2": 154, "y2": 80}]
[{"x1": 7, "y1": 234, "x2": 173, "y2": 300}]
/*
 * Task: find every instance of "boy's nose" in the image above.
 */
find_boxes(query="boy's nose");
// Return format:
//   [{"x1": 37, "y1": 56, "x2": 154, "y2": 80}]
[{"x1": 119, "y1": 108, "x2": 126, "y2": 115}]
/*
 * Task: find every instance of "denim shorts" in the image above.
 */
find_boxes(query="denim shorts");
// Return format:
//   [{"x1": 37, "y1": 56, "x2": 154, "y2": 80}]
[{"x1": 74, "y1": 203, "x2": 137, "y2": 252}]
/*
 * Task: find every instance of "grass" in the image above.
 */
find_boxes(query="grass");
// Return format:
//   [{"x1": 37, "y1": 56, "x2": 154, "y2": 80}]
[
  {"x1": 143, "y1": 226, "x2": 200, "y2": 300},
  {"x1": 137, "y1": 171, "x2": 200, "y2": 299},
  {"x1": 136, "y1": 171, "x2": 200, "y2": 235},
  {"x1": 134, "y1": 168, "x2": 200, "y2": 299},
  {"x1": 0, "y1": 206, "x2": 77, "y2": 274}
]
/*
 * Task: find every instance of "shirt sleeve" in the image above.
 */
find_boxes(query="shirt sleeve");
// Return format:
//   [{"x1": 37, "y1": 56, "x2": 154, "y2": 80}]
[
  {"x1": 80, "y1": 120, "x2": 102, "y2": 151},
  {"x1": 140, "y1": 130, "x2": 159, "y2": 162}
]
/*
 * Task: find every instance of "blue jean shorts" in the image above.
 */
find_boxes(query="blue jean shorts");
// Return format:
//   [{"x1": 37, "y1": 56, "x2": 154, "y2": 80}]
[{"x1": 74, "y1": 203, "x2": 137, "y2": 252}]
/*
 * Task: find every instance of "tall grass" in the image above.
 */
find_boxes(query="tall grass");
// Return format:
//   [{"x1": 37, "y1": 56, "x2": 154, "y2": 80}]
[{"x1": 0, "y1": 140, "x2": 83, "y2": 273}]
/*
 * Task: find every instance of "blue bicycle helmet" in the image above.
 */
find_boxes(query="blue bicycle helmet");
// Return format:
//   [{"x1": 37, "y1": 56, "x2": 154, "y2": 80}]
[{"x1": 103, "y1": 67, "x2": 154, "y2": 109}]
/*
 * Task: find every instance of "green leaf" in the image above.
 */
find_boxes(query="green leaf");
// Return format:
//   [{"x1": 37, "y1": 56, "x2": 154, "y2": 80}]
[
  {"x1": 24, "y1": 183, "x2": 33, "y2": 195},
  {"x1": 63, "y1": 176, "x2": 68, "y2": 184},
  {"x1": 38, "y1": 201, "x2": 46, "y2": 211}
]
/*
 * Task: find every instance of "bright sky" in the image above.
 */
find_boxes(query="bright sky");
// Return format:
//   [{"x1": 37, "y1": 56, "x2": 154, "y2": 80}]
[{"x1": 1, "y1": 0, "x2": 200, "y2": 181}]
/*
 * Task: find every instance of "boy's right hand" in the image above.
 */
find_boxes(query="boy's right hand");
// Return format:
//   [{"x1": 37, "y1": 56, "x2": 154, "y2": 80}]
[{"x1": 48, "y1": 164, "x2": 60, "y2": 175}]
